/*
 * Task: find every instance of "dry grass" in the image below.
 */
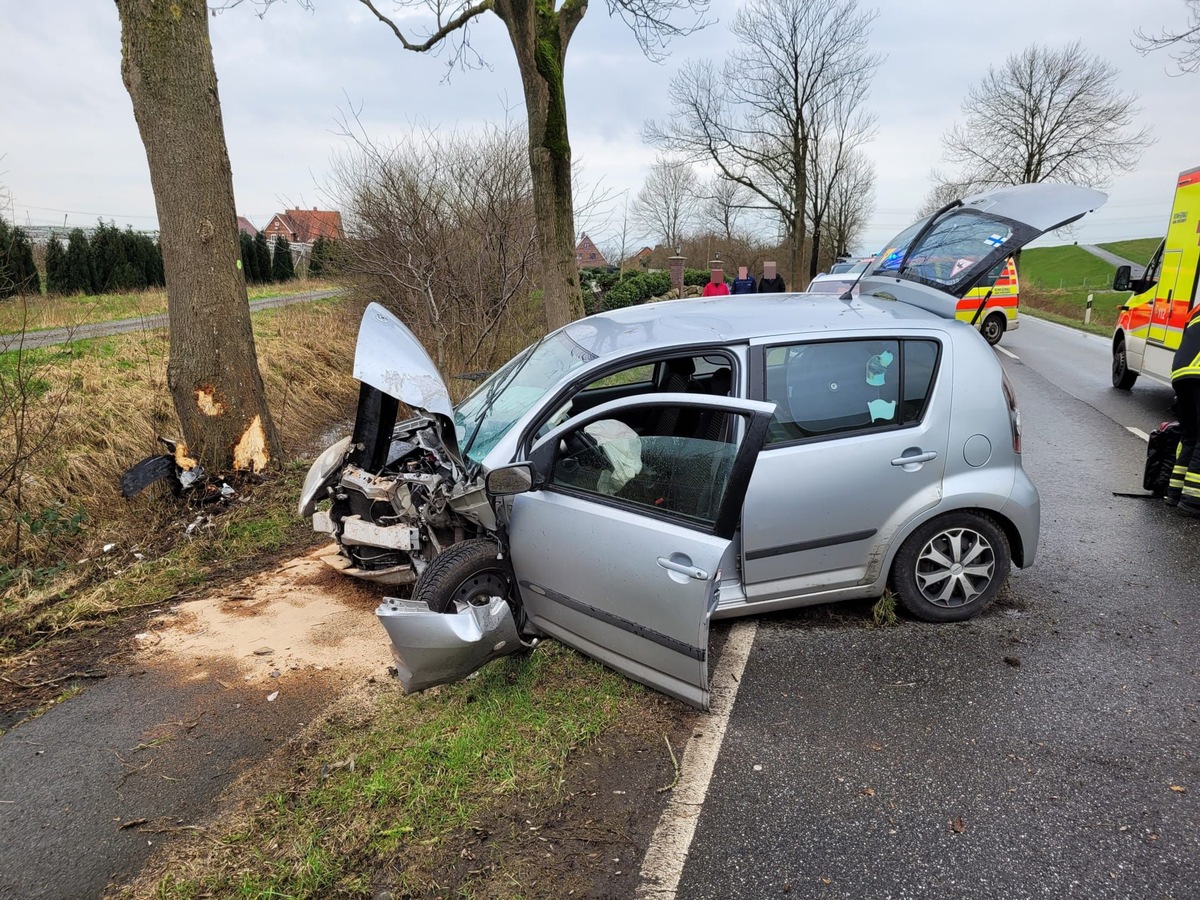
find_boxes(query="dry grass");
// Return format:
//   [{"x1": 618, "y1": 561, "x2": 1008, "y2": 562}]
[
  {"x1": 0, "y1": 288, "x2": 545, "y2": 647},
  {"x1": 0, "y1": 279, "x2": 340, "y2": 334},
  {"x1": 0, "y1": 296, "x2": 362, "y2": 611}
]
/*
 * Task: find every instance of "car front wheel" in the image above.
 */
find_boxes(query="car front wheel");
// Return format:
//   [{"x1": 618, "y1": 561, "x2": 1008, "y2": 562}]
[
  {"x1": 412, "y1": 539, "x2": 513, "y2": 614},
  {"x1": 1112, "y1": 339, "x2": 1138, "y2": 390},
  {"x1": 889, "y1": 512, "x2": 1011, "y2": 622}
]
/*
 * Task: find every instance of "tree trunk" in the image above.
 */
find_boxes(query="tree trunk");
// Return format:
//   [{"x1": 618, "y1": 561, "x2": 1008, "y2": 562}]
[
  {"x1": 116, "y1": 0, "x2": 281, "y2": 472},
  {"x1": 808, "y1": 220, "x2": 822, "y2": 281},
  {"x1": 496, "y1": 0, "x2": 584, "y2": 333}
]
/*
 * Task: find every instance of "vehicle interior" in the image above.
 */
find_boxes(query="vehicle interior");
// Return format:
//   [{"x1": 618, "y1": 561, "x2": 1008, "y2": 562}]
[{"x1": 537, "y1": 352, "x2": 744, "y2": 525}]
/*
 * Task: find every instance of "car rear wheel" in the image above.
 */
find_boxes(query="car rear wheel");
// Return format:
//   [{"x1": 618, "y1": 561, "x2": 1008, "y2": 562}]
[
  {"x1": 889, "y1": 512, "x2": 1011, "y2": 622},
  {"x1": 1112, "y1": 339, "x2": 1138, "y2": 390},
  {"x1": 981, "y1": 313, "x2": 1006, "y2": 346},
  {"x1": 413, "y1": 539, "x2": 512, "y2": 614}
]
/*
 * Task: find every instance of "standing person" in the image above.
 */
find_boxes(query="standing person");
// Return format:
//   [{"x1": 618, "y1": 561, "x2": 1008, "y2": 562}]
[
  {"x1": 757, "y1": 260, "x2": 787, "y2": 292},
  {"x1": 731, "y1": 265, "x2": 757, "y2": 294},
  {"x1": 1168, "y1": 304, "x2": 1200, "y2": 514},
  {"x1": 702, "y1": 264, "x2": 730, "y2": 297}
]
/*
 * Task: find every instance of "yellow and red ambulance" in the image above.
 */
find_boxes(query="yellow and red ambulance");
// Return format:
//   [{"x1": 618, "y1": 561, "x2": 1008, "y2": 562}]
[
  {"x1": 1111, "y1": 166, "x2": 1200, "y2": 389},
  {"x1": 958, "y1": 256, "x2": 1020, "y2": 345}
]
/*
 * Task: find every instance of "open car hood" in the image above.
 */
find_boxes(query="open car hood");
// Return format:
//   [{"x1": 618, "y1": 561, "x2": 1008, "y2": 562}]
[
  {"x1": 859, "y1": 183, "x2": 1107, "y2": 318},
  {"x1": 354, "y1": 303, "x2": 455, "y2": 420}
]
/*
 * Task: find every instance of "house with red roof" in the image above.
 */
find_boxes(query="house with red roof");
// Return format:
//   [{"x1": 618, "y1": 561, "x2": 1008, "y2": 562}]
[
  {"x1": 575, "y1": 233, "x2": 608, "y2": 268},
  {"x1": 262, "y1": 208, "x2": 344, "y2": 244}
]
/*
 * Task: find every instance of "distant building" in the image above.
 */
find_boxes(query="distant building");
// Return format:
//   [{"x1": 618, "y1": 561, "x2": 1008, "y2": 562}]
[
  {"x1": 262, "y1": 208, "x2": 344, "y2": 244},
  {"x1": 236, "y1": 216, "x2": 258, "y2": 237},
  {"x1": 575, "y1": 233, "x2": 608, "y2": 268}
]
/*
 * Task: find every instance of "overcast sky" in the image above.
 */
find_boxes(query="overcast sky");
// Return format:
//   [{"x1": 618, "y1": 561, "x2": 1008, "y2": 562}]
[{"x1": 2, "y1": 0, "x2": 1196, "y2": 257}]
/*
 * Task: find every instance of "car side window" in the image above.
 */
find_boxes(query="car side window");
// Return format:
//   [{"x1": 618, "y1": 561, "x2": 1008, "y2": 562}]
[
  {"x1": 763, "y1": 339, "x2": 939, "y2": 445},
  {"x1": 549, "y1": 404, "x2": 746, "y2": 527}
]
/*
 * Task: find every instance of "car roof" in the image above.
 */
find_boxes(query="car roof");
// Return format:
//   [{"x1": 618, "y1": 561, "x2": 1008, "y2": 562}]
[{"x1": 562, "y1": 293, "x2": 948, "y2": 358}]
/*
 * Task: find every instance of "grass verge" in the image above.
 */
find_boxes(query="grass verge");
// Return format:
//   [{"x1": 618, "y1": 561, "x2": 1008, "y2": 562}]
[
  {"x1": 131, "y1": 642, "x2": 646, "y2": 899},
  {"x1": 1019, "y1": 286, "x2": 1129, "y2": 337}
]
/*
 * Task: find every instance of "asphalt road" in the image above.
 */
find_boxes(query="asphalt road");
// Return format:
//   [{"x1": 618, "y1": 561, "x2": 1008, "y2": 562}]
[
  {"x1": 678, "y1": 315, "x2": 1199, "y2": 898},
  {"x1": 0, "y1": 288, "x2": 342, "y2": 351}
]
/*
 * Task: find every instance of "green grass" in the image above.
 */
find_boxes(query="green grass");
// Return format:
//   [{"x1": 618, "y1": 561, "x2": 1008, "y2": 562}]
[
  {"x1": 148, "y1": 642, "x2": 644, "y2": 898},
  {"x1": 1098, "y1": 237, "x2": 1163, "y2": 265},
  {"x1": 1019, "y1": 245, "x2": 1116, "y2": 290}
]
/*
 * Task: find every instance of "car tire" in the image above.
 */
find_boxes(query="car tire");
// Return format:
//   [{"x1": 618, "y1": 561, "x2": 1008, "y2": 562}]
[
  {"x1": 1112, "y1": 339, "x2": 1138, "y2": 390},
  {"x1": 888, "y1": 512, "x2": 1011, "y2": 623},
  {"x1": 412, "y1": 539, "x2": 512, "y2": 614},
  {"x1": 981, "y1": 313, "x2": 1006, "y2": 346}
]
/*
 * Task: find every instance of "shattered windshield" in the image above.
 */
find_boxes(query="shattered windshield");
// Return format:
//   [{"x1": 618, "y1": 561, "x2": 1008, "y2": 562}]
[{"x1": 453, "y1": 331, "x2": 597, "y2": 465}]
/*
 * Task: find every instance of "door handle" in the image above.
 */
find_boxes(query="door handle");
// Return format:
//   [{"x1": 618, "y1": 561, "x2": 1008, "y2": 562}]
[
  {"x1": 891, "y1": 450, "x2": 938, "y2": 466},
  {"x1": 657, "y1": 556, "x2": 709, "y2": 580}
]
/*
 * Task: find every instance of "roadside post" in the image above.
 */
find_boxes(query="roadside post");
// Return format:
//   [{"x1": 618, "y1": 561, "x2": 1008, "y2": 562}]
[{"x1": 1085, "y1": 293, "x2": 1093, "y2": 325}]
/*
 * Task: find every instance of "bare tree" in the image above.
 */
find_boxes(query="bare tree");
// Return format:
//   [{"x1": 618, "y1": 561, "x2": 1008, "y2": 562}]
[
  {"x1": 330, "y1": 121, "x2": 540, "y2": 373},
  {"x1": 1135, "y1": 1, "x2": 1200, "y2": 73},
  {"x1": 645, "y1": 0, "x2": 881, "y2": 288},
  {"x1": 341, "y1": 0, "x2": 710, "y2": 333},
  {"x1": 630, "y1": 155, "x2": 700, "y2": 250},
  {"x1": 825, "y1": 147, "x2": 875, "y2": 259},
  {"x1": 701, "y1": 175, "x2": 754, "y2": 242},
  {"x1": 805, "y1": 100, "x2": 875, "y2": 279},
  {"x1": 115, "y1": 0, "x2": 281, "y2": 473},
  {"x1": 935, "y1": 41, "x2": 1153, "y2": 195}
]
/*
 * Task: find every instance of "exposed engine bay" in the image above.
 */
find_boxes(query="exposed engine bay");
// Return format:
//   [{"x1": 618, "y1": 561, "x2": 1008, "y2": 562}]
[{"x1": 300, "y1": 386, "x2": 494, "y2": 585}]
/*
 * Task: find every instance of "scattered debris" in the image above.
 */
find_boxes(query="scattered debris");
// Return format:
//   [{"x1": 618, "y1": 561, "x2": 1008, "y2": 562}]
[
  {"x1": 949, "y1": 816, "x2": 967, "y2": 834},
  {"x1": 656, "y1": 736, "x2": 680, "y2": 794},
  {"x1": 1004, "y1": 656, "x2": 1022, "y2": 667},
  {"x1": 266, "y1": 691, "x2": 279, "y2": 702}
]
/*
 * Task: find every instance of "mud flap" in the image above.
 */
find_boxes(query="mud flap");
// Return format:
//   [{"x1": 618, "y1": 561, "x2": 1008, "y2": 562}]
[
  {"x1": 376, "y1": 595, "x2": 532, "y2": 693},
  {"x1": 119, "y1": 454, "x2": 178, "y2": 498}
]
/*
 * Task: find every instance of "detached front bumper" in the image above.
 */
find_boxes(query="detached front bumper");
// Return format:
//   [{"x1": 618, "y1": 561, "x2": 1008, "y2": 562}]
[{"x1": 376, "y1": 595, "x2": 536, "y2": 693}]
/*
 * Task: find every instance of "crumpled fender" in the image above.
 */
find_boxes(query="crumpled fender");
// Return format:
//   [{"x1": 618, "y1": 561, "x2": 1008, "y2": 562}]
[{"x1": 376, "y1": 595, "x2": 533, "y2": 693}]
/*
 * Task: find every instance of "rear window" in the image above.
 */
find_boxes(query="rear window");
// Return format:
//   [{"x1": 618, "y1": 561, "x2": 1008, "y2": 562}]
[{"x1": 761, "y1": 338, "x2": 941, "y2": 445}]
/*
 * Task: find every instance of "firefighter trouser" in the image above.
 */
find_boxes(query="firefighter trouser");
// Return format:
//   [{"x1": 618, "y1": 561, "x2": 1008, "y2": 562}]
[{"x1": 1169, "y1": 376, "x2": 1200, "y2": 503}]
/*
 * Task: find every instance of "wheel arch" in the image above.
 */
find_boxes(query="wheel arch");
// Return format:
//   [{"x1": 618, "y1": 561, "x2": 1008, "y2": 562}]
[{"x1": 881, "y1": 503, "x2": 1028, "y2": 586}]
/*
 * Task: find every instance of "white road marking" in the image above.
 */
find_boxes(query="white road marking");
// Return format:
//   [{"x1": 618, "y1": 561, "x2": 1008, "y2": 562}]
[
  {"x1": 1127, "y1": 426, "x2": 1150, "y2": 442},
  {"x1": 636, "y1": 620, "x2": 757, "y2": 898},
  {"x1": 995, "y1": 346, "x2": 1020, "y2": 361}
]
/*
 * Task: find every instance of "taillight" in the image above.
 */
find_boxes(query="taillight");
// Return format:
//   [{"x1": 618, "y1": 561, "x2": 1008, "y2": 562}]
[{"x1": 1001, "y1": 371, "x2": 1021, "y2": 453}]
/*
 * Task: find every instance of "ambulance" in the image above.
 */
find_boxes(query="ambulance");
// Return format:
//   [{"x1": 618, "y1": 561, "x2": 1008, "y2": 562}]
[
  {"x1": 1111, "y1": 166, "x2": 1200, "y2": 389},
  {"x1": 959, "y1": 256, "x2": 1020, "y2": 345}
]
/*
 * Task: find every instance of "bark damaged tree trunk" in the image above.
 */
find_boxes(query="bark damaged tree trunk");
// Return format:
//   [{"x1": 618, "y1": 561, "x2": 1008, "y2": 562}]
[
  {"x1": 116, "y1": 0, "x2": 281, "y2": 472},
  {"x1": 496, "y1": 0, "x2": 585, "y2": 332}
]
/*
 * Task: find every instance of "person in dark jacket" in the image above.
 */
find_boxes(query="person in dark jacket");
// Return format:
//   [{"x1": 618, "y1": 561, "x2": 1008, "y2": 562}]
[
  {"x1": 731, "y1": 265, "x2": 757, "y2": 294},
  {"x1": 757, "y1": 260, "x2": 786, "y2": 292},
  {"x1": 1168, "y1": 305, "x2": 1200, "y2": 514}
]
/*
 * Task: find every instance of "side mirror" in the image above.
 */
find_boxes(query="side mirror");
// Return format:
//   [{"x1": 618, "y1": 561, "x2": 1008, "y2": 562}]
[
  {"x1": 1113, "y1": 265, "x2": 1132, "y2": 292},
  {"x1": 485, "y1": 463, "x2": 534, "y2": 497}
]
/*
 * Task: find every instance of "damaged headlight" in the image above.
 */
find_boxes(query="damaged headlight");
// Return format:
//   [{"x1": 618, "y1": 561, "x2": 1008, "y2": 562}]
[{"x1": 298, "y1": 436, "x2": 351, "y2": 517}]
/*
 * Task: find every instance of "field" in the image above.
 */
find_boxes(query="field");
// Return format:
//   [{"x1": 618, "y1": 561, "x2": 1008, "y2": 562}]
[
  {"x1": 0, "y1": 279, "x2": 339, "y2": 334},
  {"x1": 1097, "y1": 237, "x2": 1163, "y2": 265},
  {"x1": 1018, "y1": 245, "x2": 1116, "y2": 290}
]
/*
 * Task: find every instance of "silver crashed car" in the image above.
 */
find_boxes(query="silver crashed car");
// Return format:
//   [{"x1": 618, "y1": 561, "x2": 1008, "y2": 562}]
[{"x1": 299, "y1": 184, "x2": 1106, "y2": 708}]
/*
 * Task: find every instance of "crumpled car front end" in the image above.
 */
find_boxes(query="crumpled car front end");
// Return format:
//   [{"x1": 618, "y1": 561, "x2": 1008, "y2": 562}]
[
  {"x1": 376, "y1": 594, "x2": 536, "y2": 693},
  {"x1": 298, "y1": 303, "x2": 495, "y2": 584}
]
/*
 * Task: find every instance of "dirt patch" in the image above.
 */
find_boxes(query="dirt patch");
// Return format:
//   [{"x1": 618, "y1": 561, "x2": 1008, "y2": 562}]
[{"x1": 137, "y1": 546, "x2": 391, "y2": 686}]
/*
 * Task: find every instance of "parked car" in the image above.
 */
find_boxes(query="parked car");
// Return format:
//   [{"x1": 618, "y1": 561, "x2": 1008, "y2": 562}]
[{"x1": 299, "y1": 183, "x2": 1107, "y2": 708}]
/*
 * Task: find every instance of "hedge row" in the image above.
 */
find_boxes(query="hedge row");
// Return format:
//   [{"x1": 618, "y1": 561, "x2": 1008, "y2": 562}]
[{"x1": 580, "y1": 266, "x2": 732, "y2": 313}]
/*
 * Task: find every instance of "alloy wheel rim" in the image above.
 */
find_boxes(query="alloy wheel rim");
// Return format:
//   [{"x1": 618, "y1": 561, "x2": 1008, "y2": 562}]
[{"x1": 914, "y1": 527, "x2": 996, "y2": 608}]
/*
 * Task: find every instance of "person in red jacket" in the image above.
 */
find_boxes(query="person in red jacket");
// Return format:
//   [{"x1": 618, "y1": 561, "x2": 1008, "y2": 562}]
[{"x1": 702, "y1": 265, "x2": 730, "y2": 297}]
